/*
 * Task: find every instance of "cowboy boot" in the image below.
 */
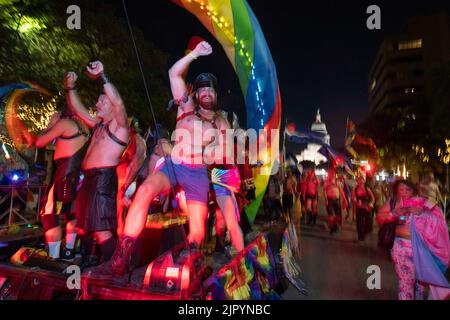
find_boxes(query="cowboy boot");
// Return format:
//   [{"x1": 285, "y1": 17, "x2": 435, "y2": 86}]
[{"x1": 83, "y1": 235, "x2": 136, "y2": 284}]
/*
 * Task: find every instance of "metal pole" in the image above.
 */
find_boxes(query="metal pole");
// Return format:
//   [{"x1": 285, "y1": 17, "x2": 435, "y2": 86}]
[
  {"x1": 36, "y1": 186, "x2": 42, "y2": 222},
  {"x1": 8, "y1": 186, "x2": 13, "y2": 226}
]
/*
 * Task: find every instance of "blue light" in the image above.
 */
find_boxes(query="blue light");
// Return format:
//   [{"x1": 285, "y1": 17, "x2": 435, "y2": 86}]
[{"x1": 12, "y1": 174, "x2": 19, "y2": 181}]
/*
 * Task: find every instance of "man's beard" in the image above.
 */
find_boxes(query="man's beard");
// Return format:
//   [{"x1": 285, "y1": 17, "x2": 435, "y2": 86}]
[{"x1": 198, "y1": 98, "x2": 216, "y2": 110}]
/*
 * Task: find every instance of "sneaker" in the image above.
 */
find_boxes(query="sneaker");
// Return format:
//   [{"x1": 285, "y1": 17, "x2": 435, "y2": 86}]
[{"x1": 61, "y1": 248, "x2": 75, "y2": 261}]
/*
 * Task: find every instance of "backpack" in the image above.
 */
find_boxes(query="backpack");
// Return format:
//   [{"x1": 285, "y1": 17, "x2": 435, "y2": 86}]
[{"x1": 377, "y1": 199, "x2": 397, "y2": 250}]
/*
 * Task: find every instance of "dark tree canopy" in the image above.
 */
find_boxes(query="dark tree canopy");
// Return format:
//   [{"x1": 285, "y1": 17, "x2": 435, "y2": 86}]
[{"x1": 0, "y1": 0, "x2": 174, "y2": 133}]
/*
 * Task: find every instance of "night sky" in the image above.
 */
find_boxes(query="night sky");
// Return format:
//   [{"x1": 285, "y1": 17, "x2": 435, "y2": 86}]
[{"x1": 113, "y1": 0, "x2": 450, "y2": 148}]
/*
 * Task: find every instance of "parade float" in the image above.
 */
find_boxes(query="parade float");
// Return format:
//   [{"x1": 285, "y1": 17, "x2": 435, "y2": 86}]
[{"x1": 0, "y1": 0, "x2": 306, "y2": 300}]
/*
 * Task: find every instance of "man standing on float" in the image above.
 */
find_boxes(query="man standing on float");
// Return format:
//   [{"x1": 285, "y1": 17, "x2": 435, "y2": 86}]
[
  {"x1": 65, "y1": 61, "x2": 130, "y2": 264},
  {"x1": 84, "y1": 41, "x2": 232, "y2": 280}
]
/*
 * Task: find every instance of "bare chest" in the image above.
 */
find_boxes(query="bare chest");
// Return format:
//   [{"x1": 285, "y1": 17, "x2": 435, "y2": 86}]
[{"x1": 175, "y1": 114, "x2": 217, "y2": 144}]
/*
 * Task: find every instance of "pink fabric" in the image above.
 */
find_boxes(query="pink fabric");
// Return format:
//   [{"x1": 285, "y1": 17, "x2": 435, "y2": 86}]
[
  {"x1": 429, "y1": 285, "x2": 450, "y2": 300},
  {"x1": 391, "y1": 239, "x2": 426, "y2": 300},
  {"x1": 404, "y1": 196, "x2": 450, "y2": 300},
  {"x1": 404, "y1": 197, "x2": 450, "y2": 266}
]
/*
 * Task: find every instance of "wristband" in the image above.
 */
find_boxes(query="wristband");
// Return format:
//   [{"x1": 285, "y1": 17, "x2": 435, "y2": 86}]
[
  {"x1": 99, "y1": 72, "x2": 110, "y2": 85},
  {"x1": 188, "y1": 51, "x2": 198, "y2": 60}
]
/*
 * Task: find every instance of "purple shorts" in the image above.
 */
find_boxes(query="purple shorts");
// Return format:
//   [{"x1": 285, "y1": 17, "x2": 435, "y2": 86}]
[{"x1": 158, "y1": 157, "x2": 209, "y2": 204}]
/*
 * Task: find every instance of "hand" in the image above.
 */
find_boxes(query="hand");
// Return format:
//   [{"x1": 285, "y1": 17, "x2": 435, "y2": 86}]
[
  {"x1": 193, "y1": 41, "x2": 213, "y2": 57},
  {"x1": 85, "y1": 61, "x2": 104, "y2": 79},
  {"x1": 64, "y1": 72, "x2": 78, "y2": 89}
]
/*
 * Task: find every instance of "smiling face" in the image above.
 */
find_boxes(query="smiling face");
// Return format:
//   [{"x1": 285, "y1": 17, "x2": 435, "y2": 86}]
[
  {"x1": 196, "y1": 86, "x2": 217, "y2": 110},
  {"x1": 95, "y1": 94, "x2": 113, "y2": 120}
]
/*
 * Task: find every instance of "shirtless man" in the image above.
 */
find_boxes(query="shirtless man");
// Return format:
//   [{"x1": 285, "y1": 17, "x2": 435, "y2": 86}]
[
  {"x1": 26, "y1": 105, "x2": 89, "y2": 260},
  {"x1": 323, "y1": 175, "x2": 348, "y2": 234},
  {"x1": 84, "y1": 41, "x2": 231, "y2": 280},
  {"x1": 304, "y1": 168, "x2": 319, "y2": 225},
  {"x1": 336, "y1": 171, "x2": 352, "y2": 221},
  {"x1": 65, "y1": 61, "x2": 129, "y2": 263}
]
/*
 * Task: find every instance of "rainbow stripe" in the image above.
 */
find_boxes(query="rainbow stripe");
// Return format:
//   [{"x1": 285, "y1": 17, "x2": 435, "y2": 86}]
[
  {"x1": 171, "y1": 0, "x2": 282, "y2": 222},
  {"x1": 2, "y1": 82, "x2": 50, "y2": 154}
]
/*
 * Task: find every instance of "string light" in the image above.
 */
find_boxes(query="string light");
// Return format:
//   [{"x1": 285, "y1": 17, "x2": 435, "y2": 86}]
[
  {"x1": 188, "y1": 0, "x2": 270, "y2": 126},
  {"x1": 16, "y1": 97, "x2": 58, "y2": 132}
]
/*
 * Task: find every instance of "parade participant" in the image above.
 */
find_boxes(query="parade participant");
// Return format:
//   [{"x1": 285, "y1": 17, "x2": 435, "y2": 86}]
[
  {"x1": 26, "y1": 105, "x2": 89, "y2": 260},
  {"x1": 323, "y1": 174, "x2": 348, "y2": 234},
  {"x1": 372, "y1": 180, "x2": 388, "y2": 225},
  {"x1": 116, "y1": 119, "x2": 146, "y2": 236},
  {"x1": 282, "y1": 170, "x2": 297, "y2": 219},
  {"x1": 351, "y1": 176, "x2": 375, "y2": 243},
  {"x1": 65, "y1": 61, "x2": 130, "y2": 263},
  {"x1": 145, "y1": 130, "x2": 182, "y2": 214},
  {"x1": 210, "y1": 162, "x2": 244, "y2": 254},
  {"x1": 298, "y1": 172, "x2": 307, "y2": 222},
  {"x1": 83, "y1": 41, "x2": 231, "y2": 280},
  {"x1": 236, "y1": 148, "x2": 261, "y2": 235},
  {"x1": 376, "y1": 179, "x2": 449, "y2": 300},
  {"x1": 304, "y1": 168, "x2": 319, "y2": 225},
  {"x1": 418, "y1": 172, "x2": 442, "y2": 207},
  {"x1": 146, "y1": 125, "x2": 172, "y2": 175},
  {"x1": 265, "y1": 175, "x2": 283, "y2": 221},
  {"x1": 336, "y1": 170, "x2": 352, "y2": 222}
]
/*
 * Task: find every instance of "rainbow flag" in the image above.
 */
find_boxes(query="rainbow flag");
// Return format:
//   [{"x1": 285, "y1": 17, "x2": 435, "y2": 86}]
[
  {"x1": 171, "y1": 0, "x2": 282, "y2": 223},
  {"x1": 2, "y1": 82, "x2": 50, "y2": 154}
]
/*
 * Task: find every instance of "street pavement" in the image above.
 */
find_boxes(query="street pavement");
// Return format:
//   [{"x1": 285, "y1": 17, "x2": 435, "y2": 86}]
[{"x1": 282, "y1": 192, "x2": 398, "y2": 300}]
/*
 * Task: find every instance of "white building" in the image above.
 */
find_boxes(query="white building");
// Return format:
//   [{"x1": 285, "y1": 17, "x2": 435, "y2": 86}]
[{"x1": 296, "y1": 109, "x2": 331, "y2": 165}]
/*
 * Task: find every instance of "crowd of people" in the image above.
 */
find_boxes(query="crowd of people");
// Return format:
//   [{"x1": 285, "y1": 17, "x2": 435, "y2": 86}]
[
  {"x1": 265, "y1": 165, "x2": 449, "y2": 300},
  {"x1": 2, "y1": 38, "x2": 448, "y2": 299}
]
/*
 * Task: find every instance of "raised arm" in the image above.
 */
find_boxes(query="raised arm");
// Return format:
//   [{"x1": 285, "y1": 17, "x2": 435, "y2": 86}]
[
  {"x1": 27, "y1": 115, "x2": 67, "y2": 148},
  {"x1": 168, "y1": 41, "x2": 212, "y2": 114},
  {"x1": 86, "y1": 61, "x2": 128, "y2": 129},
  {"x1": 65, "y1": 72, "x2": 97, "y2": 128}
]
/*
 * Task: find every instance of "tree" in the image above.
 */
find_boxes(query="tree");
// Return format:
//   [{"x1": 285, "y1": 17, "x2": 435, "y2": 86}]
[
  {"x1": 0, "y1": 0, "x2": 173, "y2": 133},
  {"x1": 360, "y1": 61, "x2": 450, "y2": 180}
]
